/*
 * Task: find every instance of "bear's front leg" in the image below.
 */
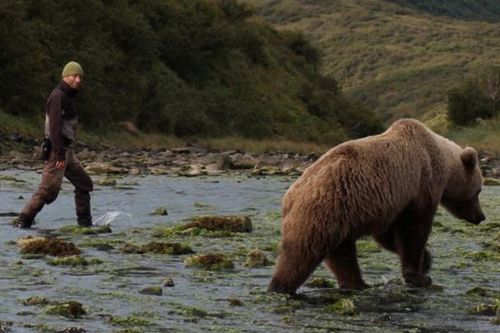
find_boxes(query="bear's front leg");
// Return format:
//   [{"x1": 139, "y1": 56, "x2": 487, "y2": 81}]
[
  {"x1": 374, "y1": 229, "x2": 432, "y2": 275},
  {"x1": 268, "y1": 238, "x2": 325, "y2": 294},
  {"x1": 393, "y1": 213, "x2": 433, "y2": 287}
]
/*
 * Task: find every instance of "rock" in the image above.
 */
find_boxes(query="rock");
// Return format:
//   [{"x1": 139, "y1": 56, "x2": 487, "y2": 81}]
[
  {"x1": 183, "y1": 216, "x2": 252, "y2": 233},
  {"x1": 23, "y1": 296, "x2": 50, "y2": 306},
  {"x1": 0, "y1": 321, "x2": 12, "y2": 332},
  {"x1": 184, "y1": 253, "x2": 234, "y2": 271},
  {"x1": 85, "y1": 162, "x2": 128, "y2": 175},
  {"x1": 45, "y1": 301, "x2": 86, "y2": 318},
  {"x1": 162, "y1": 277, "x2": 175, "y2": 287},
  {"x1": 97, "y1": 177, "x2": 116, "y2": 186},
  {"x1": 57, "y1": 327, "x2": 86, "y2": 333},
  {"x1": 492, "y1": 167, "x2": 500, "y2": 178},
  {"x1": 258, "y1": 154, "x2": 283, "y2": 166},
  {"x1": 229, "y1": 153, "x2": 259, "y2": 169},
  {"x1": 470, "y1": 302, "x2": 497, "y2": 315},
  {"x1": 139, "y1": 286, "x2": 163, "y2": 296},
  {"x1": 229, "y1": 298, "x2": 244, "y2": 306},
  {"x1": 178, "y1": 164, "x2": 207, "y2": 177},
  {"x1": 484, "y1": 178, "x2": 500, "y2": 186},
  {"x1": 244, "y1": 249, "x2": 272, "y2": 268},
  {"x1": 491, "y1": 307, "x2": 500, "y2": 325},
  {"x1": 118, "y1": 121, "x2": 140, "y2": 135},
  {"x1": 151, "y1": 207, "x2": 168, "y2": 216}
]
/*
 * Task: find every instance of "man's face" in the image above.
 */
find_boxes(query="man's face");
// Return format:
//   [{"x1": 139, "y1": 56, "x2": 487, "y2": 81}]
[{"x1": 63, "y1": 74, "x2": 82, "y2": 89}]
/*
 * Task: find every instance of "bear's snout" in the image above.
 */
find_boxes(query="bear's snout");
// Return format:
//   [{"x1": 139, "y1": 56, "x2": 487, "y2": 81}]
[{"x1": 470, "y1": 211, "x2": 485, "y2": 225}]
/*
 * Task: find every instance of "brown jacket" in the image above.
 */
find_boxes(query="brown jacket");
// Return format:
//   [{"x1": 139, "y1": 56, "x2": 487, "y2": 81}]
[{"x1": 44, "y1": 81, "x2": 79, "y2": 161}]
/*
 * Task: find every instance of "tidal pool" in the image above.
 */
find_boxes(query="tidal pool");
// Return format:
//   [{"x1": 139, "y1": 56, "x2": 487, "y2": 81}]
[{"x1": 0, "y1": 170, "x2": 499, "y2": 332}]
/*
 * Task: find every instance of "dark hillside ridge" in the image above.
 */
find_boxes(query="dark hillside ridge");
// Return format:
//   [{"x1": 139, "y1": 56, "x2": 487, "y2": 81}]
[{"x1": 387, "y1": 0, "x2": 500, "y2": 22}]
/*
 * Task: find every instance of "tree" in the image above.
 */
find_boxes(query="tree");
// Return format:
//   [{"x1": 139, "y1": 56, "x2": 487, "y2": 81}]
[
  {"x1": 447, "y1": 80, "x2": 491, "y2": 126},
  {"x1": 478, "y1": 66, "x2": 500, "y2": 120}
]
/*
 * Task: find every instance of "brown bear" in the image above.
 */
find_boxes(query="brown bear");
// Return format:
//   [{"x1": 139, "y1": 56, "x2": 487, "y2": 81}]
[{"x1": 268, "y1": 119, "x2": 485, "y2": 294}]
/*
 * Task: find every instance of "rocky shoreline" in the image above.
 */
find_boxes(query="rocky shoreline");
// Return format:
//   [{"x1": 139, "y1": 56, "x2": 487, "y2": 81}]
[{"x1": 1, "y1": 133, "x2": 499, "y2": 178}]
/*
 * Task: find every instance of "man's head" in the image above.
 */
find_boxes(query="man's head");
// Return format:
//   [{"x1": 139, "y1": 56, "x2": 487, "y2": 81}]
[{"x1": 62, "y1": 61, "x2": 83, "y2": 89}]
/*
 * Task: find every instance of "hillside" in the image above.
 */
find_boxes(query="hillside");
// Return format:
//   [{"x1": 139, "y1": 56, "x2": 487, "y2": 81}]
[{"x1": 242, "y1": 0, "x2": 500, "y2": 122}]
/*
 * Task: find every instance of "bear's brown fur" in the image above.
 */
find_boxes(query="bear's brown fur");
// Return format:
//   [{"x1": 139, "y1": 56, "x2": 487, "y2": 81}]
[{"x1": 268, "y1": 119, "x2": 485, "y2": 294}]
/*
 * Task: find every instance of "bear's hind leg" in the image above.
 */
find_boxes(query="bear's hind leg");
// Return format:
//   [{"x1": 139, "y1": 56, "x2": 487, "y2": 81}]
[
  {"x1": 268, "y1": 240, "x2": 324, "y2": 295},
  {"x1": 324, "y1": 239, "x2": 368, "y2": 290}
]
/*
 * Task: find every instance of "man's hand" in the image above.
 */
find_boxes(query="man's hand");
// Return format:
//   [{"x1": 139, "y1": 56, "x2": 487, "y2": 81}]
[{"x1": 55, "y1": 160, "x2": 65, "y2": 169}]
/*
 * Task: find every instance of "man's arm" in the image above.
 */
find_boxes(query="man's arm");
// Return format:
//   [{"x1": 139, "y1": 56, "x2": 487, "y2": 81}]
[{"x1": 46, "y1": 93, "x2": 66, "y2": 167}]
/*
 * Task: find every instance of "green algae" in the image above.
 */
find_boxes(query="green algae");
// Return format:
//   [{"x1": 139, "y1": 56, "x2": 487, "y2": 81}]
[
  {"x1": 0, "y1": 175, "x2": 25, "y2": 183},
  {"x1": 357, "y1": 239, "x2": 383, "y2": 258},
  {"x1": 45, "y1": 301, "x2": 86, "y2": 318},
  {"x1": 121, "y1": 242, "x2": 194, "y2": 255},
  {"x1": 180, "y1": 306, "x2": 208, "y2": 318},
  {"x1": 139, "y1": 286, "x2": 163, "y2": 296},
  {"x1": 183, "y1": 215, "x2": 253, "y2": 233},
  {"x1": 141, "y1": 242, "x2": 193, "y2": 255},
  {"x1": 464, "y1": 250, "x2": 500, "y2": 262},
  {"x1": 155, "y1": 225, "x2": 237, "y2": 238},
  {"x1": 306, "y1": 277, "x2": 336, "y2": 289},
  {"x1": 326, "y1": 298, "x2": 359, "y2": 316},
  {"x1": 184, "y1": 253, "x2": 234, "y2": 271},
  {"x1": 193, "y1": 202, "x2": 215, "y2": 210},
  {"x1": 466, "y1": 286, "x2": 493, "y2": 296},
  {"x1": 21, "y1": 253, "x2": 46, "y2": 260},
  {"x1": 110, "y1": 315, "x2": 153, "y2": 327},
  {"x1": 18, "y1": 236, "x2": 81, "y2": 257},
  {"x1": 48, "y1": 255, "x2": 103, "y2": 267},
  {"x1": 57, "y1": 224, "x2": 112, "y2": 235}
]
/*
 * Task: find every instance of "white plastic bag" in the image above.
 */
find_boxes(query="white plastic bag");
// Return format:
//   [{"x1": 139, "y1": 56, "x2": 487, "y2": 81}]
[{"x1": 93, "y1": 211, "x2": 133, "y2": 227}]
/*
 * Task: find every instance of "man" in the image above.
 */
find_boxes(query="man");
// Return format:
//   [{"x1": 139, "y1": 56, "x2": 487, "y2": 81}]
[{"x1": 14, "y1": 61, "x2": 93, "y2": 228}]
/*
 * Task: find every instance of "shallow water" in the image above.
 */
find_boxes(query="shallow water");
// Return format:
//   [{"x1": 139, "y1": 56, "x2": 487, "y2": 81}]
[{"x1": 0, "y1": 170, "x2": 498, "y2": 333}]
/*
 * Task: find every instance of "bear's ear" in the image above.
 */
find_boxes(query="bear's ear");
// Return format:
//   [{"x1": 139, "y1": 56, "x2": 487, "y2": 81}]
[{"x1": 461, "y1": 147, "x2": 478, "y2": 170}]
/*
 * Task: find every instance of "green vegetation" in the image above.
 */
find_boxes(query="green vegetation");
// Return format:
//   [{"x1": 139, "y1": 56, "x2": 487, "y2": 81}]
[
  {"x1": 0, "y1": 0, "x2": 382, "y2": 145},
  {"x1": 446, "y1": 66, "x2": 499, "y2": 125}
]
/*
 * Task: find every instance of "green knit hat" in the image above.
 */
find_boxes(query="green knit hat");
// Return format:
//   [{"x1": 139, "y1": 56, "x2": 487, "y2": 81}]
[{"x1": 62, "y1": 61, "x2": 84, "y2": 77}]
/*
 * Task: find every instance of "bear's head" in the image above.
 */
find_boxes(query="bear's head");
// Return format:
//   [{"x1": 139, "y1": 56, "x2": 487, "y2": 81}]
[{"x1": 441, "y1": 147, "x2": 485, "y2": 225}]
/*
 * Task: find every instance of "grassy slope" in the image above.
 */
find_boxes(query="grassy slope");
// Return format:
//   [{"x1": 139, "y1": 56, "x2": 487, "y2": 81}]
[
  {"x1": 242, "y1": 0, "x2": 500, "y2": 123},
  {"x1": 240, "y1": 0, "x2": 500, "y2": 153}
]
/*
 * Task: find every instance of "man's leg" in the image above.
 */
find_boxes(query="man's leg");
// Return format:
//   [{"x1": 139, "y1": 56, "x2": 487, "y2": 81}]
[
  {"x1": 64, "y1": 150, "x2": 93, "y2": 226},
  {"x1": 16, "y1": 151, "x2": 65, "y2": 228}
]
